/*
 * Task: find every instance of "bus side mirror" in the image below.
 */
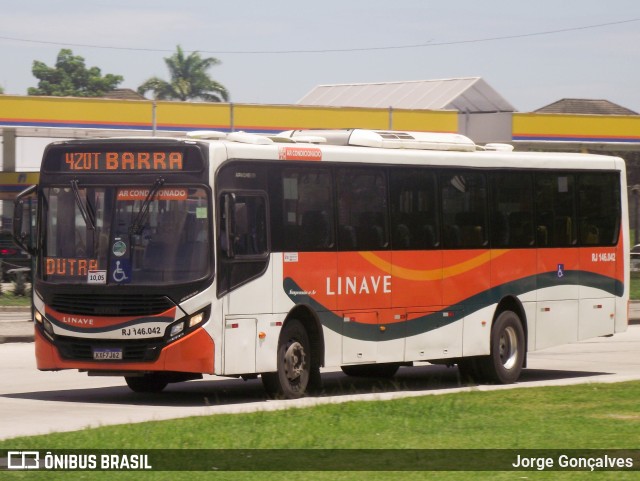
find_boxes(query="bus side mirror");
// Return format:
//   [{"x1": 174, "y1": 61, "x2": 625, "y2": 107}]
[{"x1": 13, "y1": 184, "x2": 37, "y2": 256}]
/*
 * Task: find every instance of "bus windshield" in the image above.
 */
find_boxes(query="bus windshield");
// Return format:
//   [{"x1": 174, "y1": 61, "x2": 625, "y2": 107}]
[{"x1": 42, "y1": 185, "x2": 211, "y2": 285}]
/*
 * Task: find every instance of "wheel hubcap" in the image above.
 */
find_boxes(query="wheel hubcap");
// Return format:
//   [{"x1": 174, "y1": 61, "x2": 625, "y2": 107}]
[
  {"x1": 283, "y1": 341, "x2": 306, "y2": 382},
  {"x1": 499, "y1": 326, "x2": 519, "y2": 370}
]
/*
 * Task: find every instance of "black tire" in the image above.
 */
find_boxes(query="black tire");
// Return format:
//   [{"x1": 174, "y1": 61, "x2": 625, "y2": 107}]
[
  {"x1": 125, "y1": 374, "x2": 169, "y2": 393},
  {"x1": 477, "y1": 310, "x2": 525, "y2": 384},
  {"x1": 341, "y1": 363, "x2": 400, "y2": 378},
  {"x1": 456, "y1": 357, "x2": 483, "y2": 384},
  {"x1": 262, "y1": 319, "x2": 311, "y2": 399}
]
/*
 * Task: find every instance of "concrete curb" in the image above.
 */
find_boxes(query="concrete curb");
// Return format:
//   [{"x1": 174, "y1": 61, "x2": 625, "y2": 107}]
[{"x1": 0, "y1": 334, "x2": 34, "y2": 343}]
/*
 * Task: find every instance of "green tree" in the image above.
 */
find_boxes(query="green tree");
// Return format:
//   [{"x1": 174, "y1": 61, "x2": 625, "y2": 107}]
[
  {"x1": 28, "y1": 49, "x2": 123, "y2": 97},
  {"x1": 138, "y1": 45, "x2": 229, "y2": 102}
]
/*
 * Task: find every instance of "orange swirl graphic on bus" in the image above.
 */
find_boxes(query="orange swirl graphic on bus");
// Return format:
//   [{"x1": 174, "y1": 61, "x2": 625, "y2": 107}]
[{"x1": 358, "y1": 250, "x2": 510, "y2": 281}]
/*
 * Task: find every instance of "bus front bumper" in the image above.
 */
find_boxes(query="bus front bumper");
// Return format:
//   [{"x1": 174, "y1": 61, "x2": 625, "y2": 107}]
[{"x1": 34, "y1": 327, "x2": 215, "y2": 375}]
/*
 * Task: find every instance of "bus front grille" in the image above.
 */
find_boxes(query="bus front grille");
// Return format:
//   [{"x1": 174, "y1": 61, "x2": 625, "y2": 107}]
[{"x1": 50, "y1": 294, "x2": 175, "y2": 316}]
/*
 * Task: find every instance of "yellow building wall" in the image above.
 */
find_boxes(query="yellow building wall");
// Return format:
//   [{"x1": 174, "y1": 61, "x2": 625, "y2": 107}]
[
  {"x1": 0, "y1": 95, "x2": 457, "y2": 134},
  {"x1": 513, "y1": 112, "x2": 640, "y2": 142},
  {"x1": 2, "y1": 95, "x2": 640, "y2": 142},
  {"x1": 0, "y1": 95, "x2": 152, "y2": 128}
]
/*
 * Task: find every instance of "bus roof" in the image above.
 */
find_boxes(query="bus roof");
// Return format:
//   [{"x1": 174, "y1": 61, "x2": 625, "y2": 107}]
[
  {"x1": 45, "y1": 129, "x2": 625, "y2": 173},
  {"x1": 199, "y1": 129, "x2": 624, "y2": 172}
]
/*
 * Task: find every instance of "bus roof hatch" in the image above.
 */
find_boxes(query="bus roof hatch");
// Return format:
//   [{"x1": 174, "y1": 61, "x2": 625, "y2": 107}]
[{"x1": 349, "y1": 130, "x2": 476, "y2": 151}]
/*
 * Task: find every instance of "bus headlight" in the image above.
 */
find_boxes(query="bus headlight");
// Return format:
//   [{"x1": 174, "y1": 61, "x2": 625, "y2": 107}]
[
  {"x1": 165, "y1": 306, "x2": 210, "y2": 342},
  {"x1": 188, "y1": 312, "x2": 205, "y2": 328}
]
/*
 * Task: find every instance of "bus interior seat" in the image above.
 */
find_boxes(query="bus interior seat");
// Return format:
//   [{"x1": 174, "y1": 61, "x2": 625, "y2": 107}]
[
  {"x1": 301, "y1": 210, "x2": 331, "y2": 249},
  {"x1": 444, "y1": 224, "x2": 461, "y2": 248},
  {"x1": 143, "y1": 241, "x2": 166, "y2": 270},
  {"x1": 508, "y1": 211, "x2": 534, "y2": 246},
  {"x1": 554, "y1": 216, "x2": 573, "y2": 246},
  {"x1": 358, "y1": 224, "x2": 384, "y2": 250},
  {"x1": 357, "y1": 212, "x2": 385, "y2": 250},
  {"x1": 393, "y1": 224, "x2": 411, "y2": 249},
  {"x1": 339, "y1": 225, "x2": 357, "y2": 250},
  {"x1": 491, "y1": 212, "x2": 508, "y2": 246},
  {"x1": 421, "y1": 224, "x2": 437, "y2": 248},
  {"x1": 536, "y1": 225, "x2": 549, "y2": 246},
  {"x1": 455, "y1": 212, "x2": 485, "y2": 247},
  {"x1": 580, "y1": 222, "x2": 600, "y2": 245}
]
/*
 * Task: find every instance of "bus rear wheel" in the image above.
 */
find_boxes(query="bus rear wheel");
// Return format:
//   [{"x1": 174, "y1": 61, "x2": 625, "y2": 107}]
[
  {"x1": 477, "y1": 310, "x2": 525, "y2": 384},
  {"x1": 125, "y1": 374, "x2": 169, "y2": 393},
  {"x1": 262, "y1": 319, "x2": 311, "y2": 399}
]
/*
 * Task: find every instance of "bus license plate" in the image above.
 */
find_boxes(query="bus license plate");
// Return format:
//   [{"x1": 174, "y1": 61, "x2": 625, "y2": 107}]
[{"x1": 93, "y1": 348, "x2": 123, "y2": 360}]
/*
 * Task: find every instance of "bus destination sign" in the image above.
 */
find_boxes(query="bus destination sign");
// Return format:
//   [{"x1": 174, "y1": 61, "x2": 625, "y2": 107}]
[{"x1": 63, "y1": 151, "x2": 184, "y2": 172}]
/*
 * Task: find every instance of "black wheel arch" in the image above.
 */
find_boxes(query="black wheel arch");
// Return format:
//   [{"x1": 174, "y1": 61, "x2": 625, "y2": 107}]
[{"x1": 493, "y1": 295, "x2": 528, "y2": 367}]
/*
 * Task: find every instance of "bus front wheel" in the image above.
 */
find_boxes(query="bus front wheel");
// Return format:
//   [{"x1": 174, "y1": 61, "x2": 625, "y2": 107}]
[
  {"x1": 262, "y1": 319, "x2": 311, "y2": 399},
  {"x1": 477, "y1": 310, "x2": 525, "y2": 384}
]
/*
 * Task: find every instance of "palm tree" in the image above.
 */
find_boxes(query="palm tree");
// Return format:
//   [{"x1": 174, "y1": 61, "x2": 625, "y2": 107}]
[{"x1": 138, "y1": 46, "x2": 229, "y2": 102}]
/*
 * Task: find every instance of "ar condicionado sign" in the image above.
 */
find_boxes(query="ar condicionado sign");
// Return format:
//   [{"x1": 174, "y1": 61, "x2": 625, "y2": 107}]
[{"x1": 64, "y1": 151, "x2": 183, "y2": 172}]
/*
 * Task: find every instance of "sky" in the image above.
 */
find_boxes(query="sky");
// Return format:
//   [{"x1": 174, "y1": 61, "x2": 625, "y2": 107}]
[{"x1": 0, "y1": 0, "x2": 639, "y2": 113}]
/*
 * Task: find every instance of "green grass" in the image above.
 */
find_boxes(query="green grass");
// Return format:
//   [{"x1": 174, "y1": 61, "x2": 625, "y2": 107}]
[
  {"x1": 631, "y1": 272, "x2": 640, "y2": 300},
  {"x1": 1, "y1": 382, "x2": 639, "y2": 480},
  {"x1": 0, "y1": 291, "x2": 31, "y2": 307}
]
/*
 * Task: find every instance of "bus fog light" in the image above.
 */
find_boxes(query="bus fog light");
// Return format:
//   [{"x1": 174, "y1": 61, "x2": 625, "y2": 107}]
[
  {"x1": 43, "y1": 319, "x2": 54, "y2": 335},
  {"x1": 169, "y1": 323, "x2": 185, "y2": 337},
  {"x1": 34, "y1": 310, "x2": 43, "y2": 324}
]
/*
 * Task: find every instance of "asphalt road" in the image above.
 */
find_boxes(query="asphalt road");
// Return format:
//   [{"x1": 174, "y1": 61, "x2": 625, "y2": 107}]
[{"x1": 0, "y1": 324, "x2": 639, "y2": 441}]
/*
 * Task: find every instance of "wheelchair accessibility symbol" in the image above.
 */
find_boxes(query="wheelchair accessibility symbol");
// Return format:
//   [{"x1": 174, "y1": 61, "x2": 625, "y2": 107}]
[
  {"x1": 557, "y1": 263, "x2": 565, "y2": 278},
  {"x1": 113, "y1": 261, "x2": 128, "y2": 282},
  {"x1": 111, "y1": 259, "x2": 131, "y2": 283}
]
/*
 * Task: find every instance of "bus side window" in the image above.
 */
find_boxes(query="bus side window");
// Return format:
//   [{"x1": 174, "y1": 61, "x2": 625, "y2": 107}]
[
  {"x1": 390, "y1": 169, "x2": 439, "y2": 250},
  {"x1": 490, "y1": 172, "x2": 534, "y2": 248},
  {"x1": 535, "y1": 174, "x2": 576, "y2": 247},
  {"x1": 220, "y1": 193, "x2": 268, "y2": 257},
  {"x1": 578, "y1": 173, "x2": 620, "y2": 246},
  {"x1": 280, "y1": 169, "x2": 334, "y2": 252},
  {"x1": 337, "y1": 168, "x2": 388, "y2": 251},
  {"x1": 441, "y1": 172, "x2": 487, "y2": 249}
]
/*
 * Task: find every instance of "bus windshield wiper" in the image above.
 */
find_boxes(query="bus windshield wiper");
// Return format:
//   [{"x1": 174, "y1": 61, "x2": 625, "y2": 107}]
[
  {"x1": 129, "y1": 177, "x2": 164, "y2": 235},
  {"x1": 70, "y1": 179, "x2": 96, "y2": 231}
]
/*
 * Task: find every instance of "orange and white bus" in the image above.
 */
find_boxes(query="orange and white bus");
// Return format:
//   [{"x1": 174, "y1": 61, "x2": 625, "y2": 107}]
[{"x1": 13, "y1": 129, "x2": 629, "y2": 397}]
